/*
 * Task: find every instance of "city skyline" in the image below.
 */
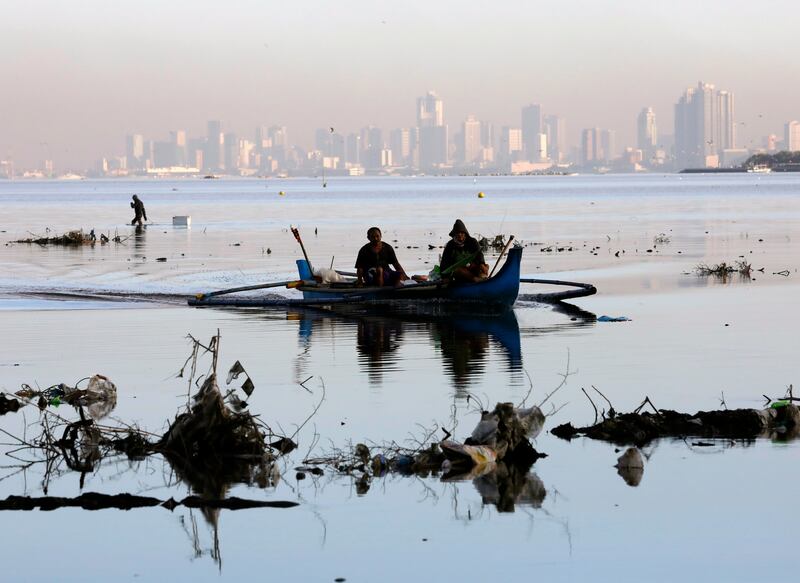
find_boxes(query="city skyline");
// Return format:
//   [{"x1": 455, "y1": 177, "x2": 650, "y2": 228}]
[
  {"x1": 3, "y1": 0, "x2": 799, "y2": 168},
  {"x1": 4, "y1": 82, "x2": 799, "y2": 177}
]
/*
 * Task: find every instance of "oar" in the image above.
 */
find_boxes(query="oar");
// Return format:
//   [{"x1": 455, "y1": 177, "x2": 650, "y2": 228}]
[
  {"x1": 291, "y1": 226, "x2": 313, "y2": 273},
  {"x1": 195, "y1": 280, "x2": 305, "y2": 301},
  {"x1": 488, "y1": 235, "x2": 515, "y2": 278}
]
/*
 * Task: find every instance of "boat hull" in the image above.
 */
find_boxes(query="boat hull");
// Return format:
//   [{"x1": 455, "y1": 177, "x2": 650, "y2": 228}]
[{"x1": 294, "y1": 247, "x2": 522, "y2": 308}]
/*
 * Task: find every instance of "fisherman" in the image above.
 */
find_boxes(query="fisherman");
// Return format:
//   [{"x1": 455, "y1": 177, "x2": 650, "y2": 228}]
[
  {"x1": 130, "y1": 194, "x2": 148, "y2": 226},
  {"x1": 355, "y1": 226, "x2": 409, "y2": 287},
  {"x1": 440, "y1": 219, "x2": 489, "y2": 283}
]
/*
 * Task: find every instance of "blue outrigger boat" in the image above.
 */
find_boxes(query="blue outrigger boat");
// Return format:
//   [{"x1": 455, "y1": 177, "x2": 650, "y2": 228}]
[
  {"x1": 292, "y1": 246, "x2": 522, "y2": 307},
  {"x1": 189, "y1": 245, "x2": 596, "y2": 308}
]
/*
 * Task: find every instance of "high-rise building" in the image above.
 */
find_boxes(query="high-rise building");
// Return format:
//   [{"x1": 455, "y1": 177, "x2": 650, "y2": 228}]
[
  {"x1": 389, "y1": 128, "x2": 411, "y2": 166},
  {"x1": 521, "y1": 104, "x2": 542, "y2": 161},
  {"x1": 126, "y1": 134, "x2": 144, "y2": 169},
  {"x1": 223, "y1": 132, "x2": 238, "y2": 172},
  {"x1": 315, "y1": 128, "x2": 334, "y2": 156},
  {"x1": 345, "y1": 133, "x2": 361, "y2": 166},
  {"x1": 417, "y1": 91, "x2": 443, "y2": 128},
  {"x1": 481, "y1": 121, "x2": 495, "y2": 153},
  {"x1": 267, "y1": 126, "x2": 288, "y2": 167},
  {"x1": 462, "y1": 115, "x2": 482, "y2": 165},
  {"x1": 205, "y1": 120, "x2": 223, "y2": 172},
  {"x1": 581, "y1": 128, "x2": 600, "y2": 165},
  {"x1": 543, "y1": 115, "x2": 565, "y2": 163},
  {"x1": 785, "y1": 121, "x2": 800, "y2": 151},
  {"x1": 416, "y1": 91, "x2": 448, "y2": 168},
  {"x1": 499, "y1": 127, "x2": 523, "y2": 164},
  {"x1": 674, "y1": 82, "x2": 733, "y2": 168},
  {"x1": 600, "y1": 129, "x2": 616, "y2": 161},
  {"x1": 636, "y1": 107, "x2": 657, "y2": 159},
  {"x1": 170, "y1": 130, "x2": 187, "y2": 166},
  {"x1": 716, "y1": 91, "x2": 735, "y2": 151}
]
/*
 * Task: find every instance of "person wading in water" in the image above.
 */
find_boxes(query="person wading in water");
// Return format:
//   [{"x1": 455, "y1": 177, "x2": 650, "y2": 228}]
[{"x1": 130, "y1": 194, "x2": 148, "y2": 226}]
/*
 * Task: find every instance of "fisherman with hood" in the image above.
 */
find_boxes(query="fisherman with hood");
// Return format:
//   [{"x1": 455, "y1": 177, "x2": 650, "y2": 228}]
[
  {"x1": 130, "y1": 194, "x2": 148, "y2": 226},
  {"x1": 440, "y1": 219, "x2": 488, "y2": 283}
]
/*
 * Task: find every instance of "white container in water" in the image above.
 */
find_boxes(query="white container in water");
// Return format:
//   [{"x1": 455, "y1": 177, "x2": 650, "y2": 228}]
[{"x1": 173, "y1": 215, "x2": 191, "y2": 227}]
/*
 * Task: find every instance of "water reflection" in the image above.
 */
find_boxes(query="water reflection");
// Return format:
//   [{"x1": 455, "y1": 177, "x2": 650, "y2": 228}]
[
  {"x1": 293, "y1": 304, "x2": 525, "y2": 391},
  {"x1": 132, "y1": 224, "x2": 146, "y2": 256},
  {"x1": 277, "y1": 302, "x2": 598, "y2": 392}
]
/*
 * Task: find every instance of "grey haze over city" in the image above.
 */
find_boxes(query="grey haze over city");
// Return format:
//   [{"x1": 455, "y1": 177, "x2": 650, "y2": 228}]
[{"x1": 2, "y1": 0, "x2": 799, "y2": 171}]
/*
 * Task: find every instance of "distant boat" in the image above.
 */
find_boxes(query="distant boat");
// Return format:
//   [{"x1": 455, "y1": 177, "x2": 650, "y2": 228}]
[
  {"x1": 203, "y1": 174, "x2": 218, "y2": 179},
  {"x1": 747, "y1": 165, "x2": 771, "y2": 174}
]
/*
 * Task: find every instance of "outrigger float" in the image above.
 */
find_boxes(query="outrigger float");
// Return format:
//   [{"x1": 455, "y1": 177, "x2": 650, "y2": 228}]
[{"x1": 189, "y1": 239, "x2": 597, "y2": 309}]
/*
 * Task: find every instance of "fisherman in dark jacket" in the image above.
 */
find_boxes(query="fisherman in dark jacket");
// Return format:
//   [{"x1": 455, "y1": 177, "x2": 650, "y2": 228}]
[
  {"x1": 130, "y1": 194, "x2": 147, "y2": 226},
  {"x1": 355, "y1": 226, "x2": 409, "y2": 286},
  {"x1": 440, "y1": 219, "x2": 488, "y2": 283}
]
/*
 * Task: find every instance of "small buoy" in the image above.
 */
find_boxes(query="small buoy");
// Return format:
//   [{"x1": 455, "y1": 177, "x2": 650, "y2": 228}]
[
  {"x1": 477, "y1": 191, "x2": 485, "y2": 198},
  {"x1": 279, "y1": 190, "x2": 285, "y2": 196}
]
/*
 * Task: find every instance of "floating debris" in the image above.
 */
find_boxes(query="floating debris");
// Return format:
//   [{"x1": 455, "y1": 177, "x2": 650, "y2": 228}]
[
  {"x1": 13, "y1": 230, "x2": 93, "y2": 246},
  {"x1": 552, "y1": 401, "x2": 800, "y2": 445},
  {"x1": 695, "y1": 260, "x2": 752, "y2": 278}
]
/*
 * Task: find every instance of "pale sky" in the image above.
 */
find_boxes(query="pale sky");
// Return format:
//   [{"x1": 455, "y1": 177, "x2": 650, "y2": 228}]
[{"x1": 2, "y1": 0, "x2": 799, "y2": 168}]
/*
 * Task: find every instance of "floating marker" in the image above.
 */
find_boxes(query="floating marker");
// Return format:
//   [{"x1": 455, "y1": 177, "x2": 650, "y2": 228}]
[
  {"x1": 279, "y1": 191, "x2": 285, "y2": 196},
  {"x1": 478, "y1": 191, "x2": 485, "y2": 198}
]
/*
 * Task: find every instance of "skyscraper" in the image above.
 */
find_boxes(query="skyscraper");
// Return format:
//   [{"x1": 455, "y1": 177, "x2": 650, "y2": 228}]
[
  {"x1": 417, "y1": 91, "x2": 443, "y2": 128},
  {"x1": 674, "y1": 82, "x2": 733, "y2": 169},
  {"x1": 543, "y1": 115, "x2": 565, "y2": 163},
  {"x1": 581, "y1": 128, "x2": 600, "y2": 165},
  {"x1": 125, "y1": 134, "x2": 144, "y2": 169},
  {"x1": 205, "y1": 120, "x2": 223, "y2": 172},
  {"x1": 171, "y1": 130, "x2": 187, "y2": 166},
  {"x1": 462, "y1": 115, "x2": 482, "y2": 165},
  {"x1": 784, "y1": 121, "x2": 800, "y2": 151},
  {"x1": 637, "y1": 107, "x2": 657, "y2": 159},
  {"x1": 600, "y1": 129, "x2": 616, "y2": 161},
  {"x1": 521, "y1": 104, "x2": 543, "y2": 161},
  {"x1": 417, "y1": 91, "x2": 447, "y2": 168},
  {"x1": 223, "y1": 132, "x2": 238, "y2": 172},
  {"x1": 716, "y1": 91, "x2": 735, "y2": 151},
  {"x1": 389, "y1": 128, "x2": 411, "y2": 166}
]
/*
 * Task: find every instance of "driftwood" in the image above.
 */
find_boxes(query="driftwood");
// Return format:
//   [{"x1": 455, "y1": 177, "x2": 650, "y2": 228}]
[
  {"x1": 552, "y1": 404, "x2": 800, "y2": 446},
  {"x1": 0, "y1": 492, "x2": 298, "y2": 512}
]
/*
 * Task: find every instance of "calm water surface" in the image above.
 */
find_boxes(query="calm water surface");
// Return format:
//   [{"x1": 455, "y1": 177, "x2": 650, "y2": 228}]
[{"x1": 0, "y1": 175, "x2": 799, "y2": 582}]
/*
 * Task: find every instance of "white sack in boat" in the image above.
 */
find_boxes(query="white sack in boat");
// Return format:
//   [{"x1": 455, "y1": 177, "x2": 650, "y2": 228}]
[{"x1": 312, "y1": 267, "x2": 349, "y2": 283}]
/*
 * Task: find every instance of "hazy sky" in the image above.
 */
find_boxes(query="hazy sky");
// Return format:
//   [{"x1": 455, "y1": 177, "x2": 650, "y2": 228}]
[{"x1": 2, "y1": 0, "x2": 799, "y2": 168}]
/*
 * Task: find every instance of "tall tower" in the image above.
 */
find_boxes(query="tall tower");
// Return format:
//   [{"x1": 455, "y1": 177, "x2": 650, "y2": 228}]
[
  {"x1": 416, "y1": 91, "x2": 447, "y2": 168},
  {"x1": 543, "y1": 115, "x2": 565, "y2": 163},
  {"x1": 674, "y1": 82, "x2": 719, "y2": 168},
  {"x1": 785, "y1": 121, "x2": 800, "y2": 151},
  {"x1": 417, "y1": 91, "x2": 443, "y2": 128},
  {"x1": 637, "y1": 107, "x2": 657, "y2": 158},
  {"x1": 716, "y1": 91, "x2": 735, "y2": 151},
  {"x1": 462, "y1": 115, "x2": 482, "y2": 165},
  {"x1": 581, "y1": 128, "x2": 600, "y2": 165},
  {"x1": 521, "y1": 104, "x2": 543, "y2": 161},
  {"x1": 206, "y1": 120, "x2": 223, "y2": 172},
  {"x1": 126, "y1": 134, "x2": 144, "y2": 169}
]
